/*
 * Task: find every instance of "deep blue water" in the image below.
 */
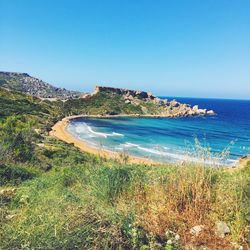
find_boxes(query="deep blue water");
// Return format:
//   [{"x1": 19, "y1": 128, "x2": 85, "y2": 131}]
[{"x1": 67, "y1": 97, "x2": 250, "y2": 165}]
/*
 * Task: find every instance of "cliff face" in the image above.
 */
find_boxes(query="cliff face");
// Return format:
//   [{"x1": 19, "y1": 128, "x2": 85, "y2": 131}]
[
  {"x1": 92, "y1": 86, "x2": 215, "y2": 117},
  {"x1": 0, "y1": 72, "x2": 83, "y2": 100}
]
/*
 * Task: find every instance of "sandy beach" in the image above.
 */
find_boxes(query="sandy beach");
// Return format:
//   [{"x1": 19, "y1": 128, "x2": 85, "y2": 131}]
[
  {"x1": 50, "y1": 115, "x2": 158, "y2": 165},
  {"x1": 50, "y1": 115, "x2": 248, "y2": 169}
]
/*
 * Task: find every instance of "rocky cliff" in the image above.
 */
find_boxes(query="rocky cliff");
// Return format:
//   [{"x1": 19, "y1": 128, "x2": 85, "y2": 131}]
[
  {"x1": 92, "y1": 86, "x2": 215, "y2": 117},
  {"x1": 0, "y1": 71, "x2": 83, "y2": 100}
]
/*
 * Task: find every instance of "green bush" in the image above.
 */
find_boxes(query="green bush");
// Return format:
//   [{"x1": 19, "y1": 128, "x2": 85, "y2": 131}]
[
  {"x1": 0, "y1": 116, "x2": 37, "y2": 163},
  {"x1": 0, "y1": 164, "x2": 36, "y2": 185}
]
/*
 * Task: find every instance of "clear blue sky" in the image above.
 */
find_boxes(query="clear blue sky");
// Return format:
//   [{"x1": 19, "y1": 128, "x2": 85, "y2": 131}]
[{"x1": 0, "y1": 0, "x2": 249, "y2": 99}]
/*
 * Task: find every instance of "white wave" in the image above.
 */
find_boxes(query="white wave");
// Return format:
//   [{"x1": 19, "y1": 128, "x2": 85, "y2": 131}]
[
  {"x1": 87, "y1": 126, "x2": 124, "y2": 138},
  {"x1": 120, "y1": 142, "x2": 236, "y2": 166},
  {"x1": 122, "y1": 142, "x2": 140, "y2": 148},
  {"x1": 73, "y1": 122, "x2": 124, "y2": 138},
  {"x1": 75, "y1": 126, "x2": 87, "y2": 133},
  {"x1": 112, "y1": 132, "x2": 124, "y2": 136},
  {"x1": 86, "y1": 125, "x2": 109, "y2": 138},
  {"x1": 121, "y1": 142, "x2": 183, "y2": 158}
]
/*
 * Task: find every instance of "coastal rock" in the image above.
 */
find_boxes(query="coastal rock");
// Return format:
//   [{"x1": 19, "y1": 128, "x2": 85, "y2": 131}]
[
  {"x1": 193, "y1": 105, "x2": 199, "y2": 111},
  {"x1": 94, "y1": 86, "x2": 153, "y2": 100},
  {"x1": 198, "y1": 108, "x2": 206, "y2": 114},
  {"x1": 147, "y1": 92, "x2": 155, "y2": 99},
  {"x1": 207, "y1": 110, "x2": 215, "y2": 115},
  {"x1": 92, "y1": 86, "x2": 216, "y2": 118},
  {"x1": 163, "y1": 99, "x2": 168, "y2": 105},
  {"x1": 135, "y1": 90, "x2": 148, "y2": 99},
  {"x1": 188, "y1": 110, "x2": 195, "y2": 116},
  {"x1": 170, "y1": 100, "x2": 180, "y2": 107},
  {"x1": 153, "y1": 97, "x2": 161, "y2": 104}
]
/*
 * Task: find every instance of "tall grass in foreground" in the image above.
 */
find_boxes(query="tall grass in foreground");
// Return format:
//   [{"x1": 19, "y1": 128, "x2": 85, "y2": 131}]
[{"x1": 0, "y1": 140, "x2": 249, "y2": 249}]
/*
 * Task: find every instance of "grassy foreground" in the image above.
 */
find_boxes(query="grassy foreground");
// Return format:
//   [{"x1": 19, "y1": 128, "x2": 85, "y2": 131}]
[
  {"x1": 0, "y1": 88, "x2": 249, "y2": 249},
  {"x1": 1, "y1": 138, "x2": 249, "y2": 249}
]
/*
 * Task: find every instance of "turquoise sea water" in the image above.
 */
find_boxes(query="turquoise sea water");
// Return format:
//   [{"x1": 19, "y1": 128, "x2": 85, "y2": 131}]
[{"x1": 67, "y1": 97, "x2": 250, "y2": 165}]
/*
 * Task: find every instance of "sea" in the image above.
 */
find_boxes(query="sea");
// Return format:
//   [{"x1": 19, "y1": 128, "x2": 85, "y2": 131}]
[{"x1": 67, "y1": 97, "x2": 250, "y2": 166}]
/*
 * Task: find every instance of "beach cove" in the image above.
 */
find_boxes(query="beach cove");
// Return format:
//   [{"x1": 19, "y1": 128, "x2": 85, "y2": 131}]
[
  {"x1": 50, "y1": 115, "x2": 159, "y2": 165},
  {"x1": 50, "y1": 97, "x2": 250, "y2": 167}
]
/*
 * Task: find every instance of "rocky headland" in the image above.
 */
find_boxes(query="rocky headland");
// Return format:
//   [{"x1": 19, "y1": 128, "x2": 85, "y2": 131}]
[{"x1": 91, "y1": 86, "x2": 215, "y2": 117}]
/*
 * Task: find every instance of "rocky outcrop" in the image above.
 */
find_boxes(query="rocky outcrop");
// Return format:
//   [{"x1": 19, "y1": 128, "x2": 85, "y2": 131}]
[
  {"x1": 0, "y1": 71, "x2": 83, "y2": 100},
  {"x1": 93, "y1": 86, "x2": 215, "y2": 117},
  {"x1": 93, "y1": 86, "x2": 155, "y2": 99}
]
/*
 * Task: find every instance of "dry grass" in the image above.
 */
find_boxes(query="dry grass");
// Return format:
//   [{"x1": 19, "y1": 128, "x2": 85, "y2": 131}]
[
  {"x1": 116, "y1": 164, "x2": 249, "y2": 249},
  {"x1": 1, "y1": 151, "x2": 249, "y2": 249}
]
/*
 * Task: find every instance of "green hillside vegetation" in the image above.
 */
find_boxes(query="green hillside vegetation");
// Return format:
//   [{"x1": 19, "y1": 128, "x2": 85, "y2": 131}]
[
  {"x1": 0, "y1": 88, "x2": 52, "y2": 118},
  {"x1": 0, "y1": 87, "x2": 249, "y2": 249},
  {"x1": 64, "y1": 91, "x2": 144, "y2": 115},
  {"x1": 63, "y1": 90, "x2": 178, "y2": 116}
]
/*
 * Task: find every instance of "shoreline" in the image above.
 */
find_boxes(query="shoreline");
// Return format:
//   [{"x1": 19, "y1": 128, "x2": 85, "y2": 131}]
[
  {"x1": 50, "y1": 114, "x2": 248, "y2": 169},
  {"x1": 50, "y1": 115, "x2": 159, "y2": 165}
]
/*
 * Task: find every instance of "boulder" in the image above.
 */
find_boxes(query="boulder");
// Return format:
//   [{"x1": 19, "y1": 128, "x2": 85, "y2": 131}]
[
  {"x1": 163, "y1": 99, "x2": 168, "y2": 105},
  {"x1": 207, "y1": 110, "x2": 215, "y2": 115},
  {"x1": 170, "y1": 100, "x2": 180, "y2": 107},
  {"x1": 188, "y1": 110, "x2": 195, "y2": 116},
  {"x1": 136, "y1": 91, "x2": 148, "y2": 99},
  {"x1": 215, "y1": 221, "x2": 230, "y2": 238},
  {"x1": 154, "y1": 98, "x2": 161, "y2": 104},
  {"x1": 192, "y1": 105, "x2": 199, "y2": 111},
  {"x1": 147, "y1": 92, "x2": 155, "y2": 99},
  {"x1": 190, "y1": 225, "x2": 205, "y2": 236},
  {"x1": 0, "y1": 188, "x2": 16, "y2": 199},
  {"x1": 198, "y1": 109, "x2": 206, "y2": 114},
  {"x1": 125, "y1": 100, "x2": 131, "y2": 104},
  {"x1": 127, "y1": 95, "x2": 134, "y2": 100},
  {"x1": 6, "y1": 214, "x2": 17, "y2": 220}
]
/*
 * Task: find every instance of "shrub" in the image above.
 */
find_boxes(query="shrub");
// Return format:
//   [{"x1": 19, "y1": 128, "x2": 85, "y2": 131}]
[
  {"x1": 0, "y1": 164, "x2": 36, "y2": 185},
  {"x1": 0, "y1": 116, "x2": 37, "y2": 163}
]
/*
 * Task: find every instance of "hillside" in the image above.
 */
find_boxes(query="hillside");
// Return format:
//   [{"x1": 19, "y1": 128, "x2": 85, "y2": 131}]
[
  {"x1": 0, "y1": 72, "x2": 215, "y2": 117},
  {"x1": 0, "y1": 71, "x2": 83, "y2": 100}
]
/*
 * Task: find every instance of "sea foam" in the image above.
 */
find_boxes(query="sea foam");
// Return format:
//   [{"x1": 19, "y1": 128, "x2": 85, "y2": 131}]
[{"x1": 73, "y1": 122, "x2": 123, "y2": 138}]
